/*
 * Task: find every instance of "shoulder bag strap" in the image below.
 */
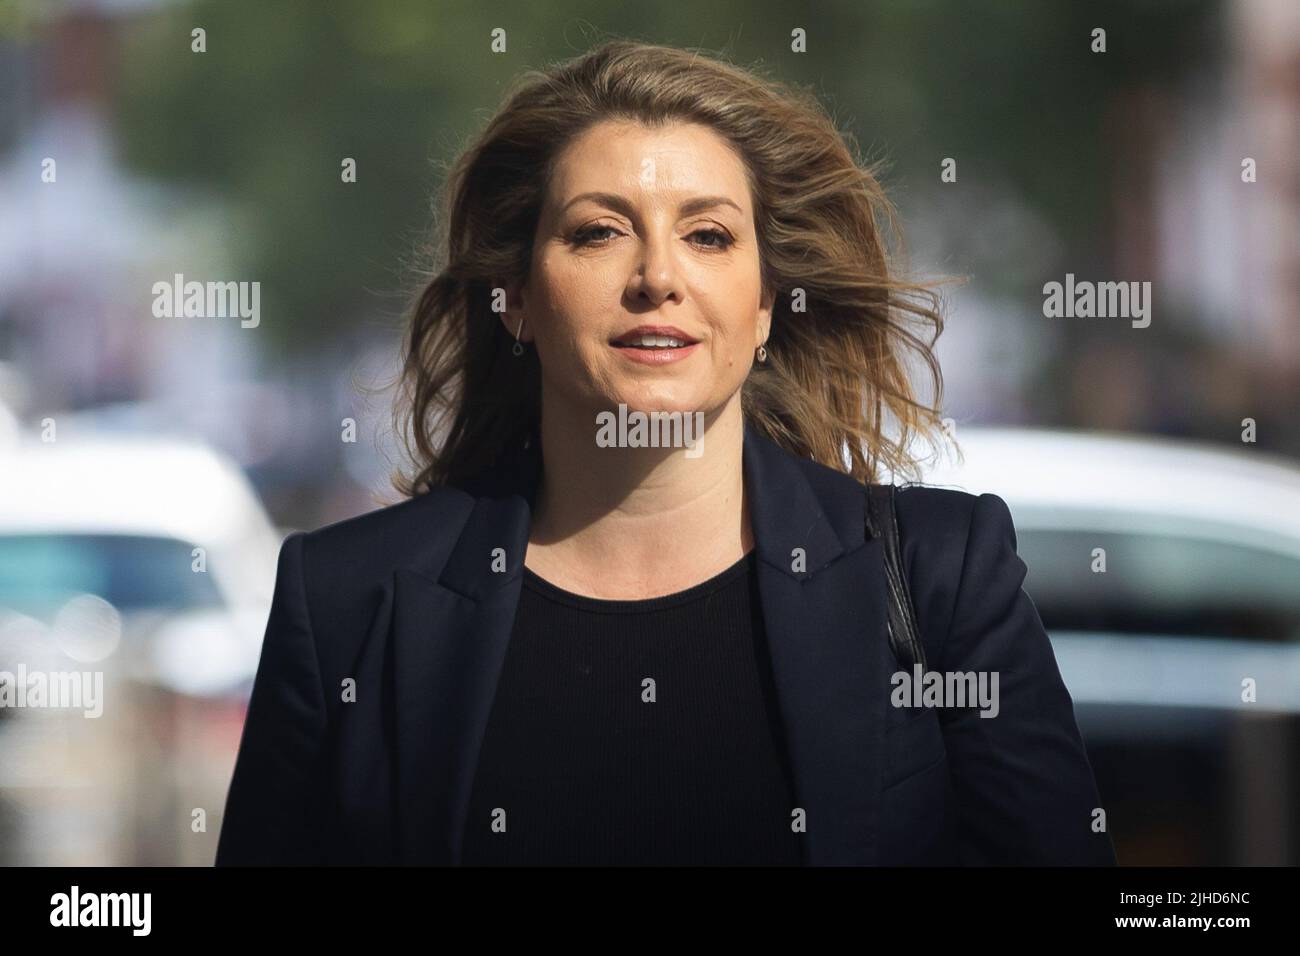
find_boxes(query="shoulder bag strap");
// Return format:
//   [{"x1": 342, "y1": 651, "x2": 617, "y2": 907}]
[{"x1": 866, "y1": 483, "x2": 928, "y2": 673}]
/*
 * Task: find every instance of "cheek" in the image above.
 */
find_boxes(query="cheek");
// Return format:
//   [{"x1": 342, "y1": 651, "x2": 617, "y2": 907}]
[
  {"x1": 715, "y1": 253, "x2": 761, "y2": 311},
  {"x1": 706, "y1": 274, "x2": 762, "y2": 346},
  {"x1": 537, "y1": 260, "x2": 624, "y2": 339}
]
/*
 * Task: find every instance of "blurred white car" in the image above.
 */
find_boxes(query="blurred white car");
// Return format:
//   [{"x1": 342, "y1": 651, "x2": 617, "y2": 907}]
[
  {"x1": 0, "y1": 429, "x2": 282, "y2": 697},
  {"x1": 909, "y1": 426, "x2": 1300, "y2": 714},
  {"x1": 905, "y1": 426, "x2": 1300, "y2": 864},
  {"x1": 0, "y1": 426, "x2": 284, "y2": 864}
]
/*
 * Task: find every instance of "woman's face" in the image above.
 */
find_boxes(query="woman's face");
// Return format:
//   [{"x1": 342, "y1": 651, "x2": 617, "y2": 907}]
[{"x1": 511, "y1": 119, "x2": 773, "y2": 424}]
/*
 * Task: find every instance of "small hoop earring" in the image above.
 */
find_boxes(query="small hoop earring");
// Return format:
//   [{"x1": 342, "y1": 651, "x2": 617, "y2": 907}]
[
  {"x1": 512, "y1": 318, "x2": 525, "y2": 357},
  {"x1": 756, "y1": 344, "x2": 767, "y2": 364}
]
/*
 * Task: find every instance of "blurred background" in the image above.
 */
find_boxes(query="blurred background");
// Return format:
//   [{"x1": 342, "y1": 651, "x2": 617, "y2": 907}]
[{"x1": 0, "y1": 0, "x2": 1296, "y2": 865}]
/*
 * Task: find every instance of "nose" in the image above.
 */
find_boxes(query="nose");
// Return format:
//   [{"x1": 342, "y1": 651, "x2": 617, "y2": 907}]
[{"x1": 626, "y1": 232, "x2": 685, "y2": 307}]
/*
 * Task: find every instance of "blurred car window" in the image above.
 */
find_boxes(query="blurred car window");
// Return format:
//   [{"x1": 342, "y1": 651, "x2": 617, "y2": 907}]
[
  {"x1": 1018, "y1": 529, "x2": 1300, "y2": 643},
  {"x1": 0, "y1": 533, "x2": 224, "y2": 616}
]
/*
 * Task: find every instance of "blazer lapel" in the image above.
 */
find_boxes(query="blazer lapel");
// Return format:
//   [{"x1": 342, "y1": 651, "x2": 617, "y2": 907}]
[
  {"x1": 390, "y1": 493, "x2": 531, "y2": 865},
  {"x1": 741, "y1": 425, "x2": 892, "y2": 865},
  {"x1": 384, "y1": 422, "x2": 891, "y2": 865}
]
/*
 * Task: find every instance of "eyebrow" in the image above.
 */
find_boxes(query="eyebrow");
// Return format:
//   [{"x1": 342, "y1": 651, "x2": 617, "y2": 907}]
[{"x1": 561, "y1": 191, "x2": 744, "y2": 217}]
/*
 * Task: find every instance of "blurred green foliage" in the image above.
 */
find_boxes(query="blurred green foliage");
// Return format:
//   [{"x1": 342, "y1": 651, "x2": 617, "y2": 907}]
[{"x1": 111, "y1": 0, "x2": 1219, "y2": 356}]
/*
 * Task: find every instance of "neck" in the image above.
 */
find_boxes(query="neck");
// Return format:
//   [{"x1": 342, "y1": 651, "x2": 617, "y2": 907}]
[{"x1": 527, "y1": 391, "x2": 752, "y2": 594}]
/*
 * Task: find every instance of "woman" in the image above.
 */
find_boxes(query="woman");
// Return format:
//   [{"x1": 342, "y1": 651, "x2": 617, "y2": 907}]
[{"x1": 215, "y1": 40, "x2": 1115, "y2": 866}]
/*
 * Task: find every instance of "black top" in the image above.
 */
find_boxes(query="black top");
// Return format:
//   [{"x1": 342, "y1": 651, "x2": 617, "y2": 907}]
[{"x1": 459, "y1": 549, "x2": 806, "y2": 865}]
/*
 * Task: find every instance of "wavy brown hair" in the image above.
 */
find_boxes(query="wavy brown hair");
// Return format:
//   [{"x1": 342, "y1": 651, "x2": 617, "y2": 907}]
[{"x1": 386, "y1": 38, "x2": 961, "y2": 499}]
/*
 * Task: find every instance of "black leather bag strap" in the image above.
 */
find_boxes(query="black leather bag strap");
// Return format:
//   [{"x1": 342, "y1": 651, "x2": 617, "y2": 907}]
[{"x1": 866, "y1": 483, "x2": 928, "y2": 673}]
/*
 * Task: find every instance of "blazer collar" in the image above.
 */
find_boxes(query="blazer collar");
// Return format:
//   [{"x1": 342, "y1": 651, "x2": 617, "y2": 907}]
[
  {"x1": 438, "y1": 420, "x2": 849, "y2": 597},
  {"x1": 375, "y1": 419, "x2": 891, "y2": 865}
]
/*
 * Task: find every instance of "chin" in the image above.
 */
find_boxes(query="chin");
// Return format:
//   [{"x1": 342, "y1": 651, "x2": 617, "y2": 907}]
[{"x1": 605, "y1": 388, "x2": 708, "y2": 416}]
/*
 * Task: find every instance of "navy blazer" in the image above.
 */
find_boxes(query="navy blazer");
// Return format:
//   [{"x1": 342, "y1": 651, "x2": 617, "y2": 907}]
[{"x1": 215, "y1": 421, "x2": 1116, "y2": 866}]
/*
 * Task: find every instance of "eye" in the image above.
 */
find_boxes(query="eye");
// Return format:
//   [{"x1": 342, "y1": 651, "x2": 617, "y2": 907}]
[
  {"x1": 688, "y1": 228, "x2": 734, "y2": 251},
  {"x1": 572, "y1": 224, "x2": 622, "y2": 246},
  {"x1": 572, "y1": 224, "x2": 734, "y2": 250}
]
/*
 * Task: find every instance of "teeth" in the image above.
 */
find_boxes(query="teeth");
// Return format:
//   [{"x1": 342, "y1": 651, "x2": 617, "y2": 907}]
[{"x1": 623, "y1": 335, "x2": 686, "y2": 348}]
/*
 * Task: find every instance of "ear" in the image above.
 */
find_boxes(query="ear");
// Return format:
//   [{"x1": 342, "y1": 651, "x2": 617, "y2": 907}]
[
  {"x1": 498, "y1": 278, "x2": 534, "y2": 343},
  {"x1": 757, "y1": 284, "x2": 775, "y2": 346}
]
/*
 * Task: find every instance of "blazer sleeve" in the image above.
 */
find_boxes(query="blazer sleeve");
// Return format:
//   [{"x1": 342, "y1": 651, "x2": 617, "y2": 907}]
[
  {"x1": 936, "y1": 492, "x2": 1117, "y2": 865},
  {"x1": 215, "y1": 531, "x2": 330, "y2": 865}
]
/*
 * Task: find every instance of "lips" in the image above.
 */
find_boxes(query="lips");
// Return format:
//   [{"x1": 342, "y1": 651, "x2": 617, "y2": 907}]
[{"x1": 609, "y1": 325, "x2": 700, "y2": 350}]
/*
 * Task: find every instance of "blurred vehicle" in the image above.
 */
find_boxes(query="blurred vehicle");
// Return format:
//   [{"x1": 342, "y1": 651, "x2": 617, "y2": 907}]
[
  {"x1": 0, "y1": 430, "x2": 281, "y2": 694},
  {"x1": 910, "y1": 427, "x2": 1300, "y2": 865},
  {"x1": 0, "y1": 427, "x2": 282, "y2": 864}
]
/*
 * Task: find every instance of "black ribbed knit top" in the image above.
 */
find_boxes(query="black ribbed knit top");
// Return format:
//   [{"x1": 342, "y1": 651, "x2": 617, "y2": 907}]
[{"x1": 459, "y1": 549, "x2": 806, "y2": 865}]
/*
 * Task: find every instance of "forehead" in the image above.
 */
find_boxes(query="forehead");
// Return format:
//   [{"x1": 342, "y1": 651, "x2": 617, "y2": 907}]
[{"x1": 546, "y1": 119, "x2": 752, "y2": 212}]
